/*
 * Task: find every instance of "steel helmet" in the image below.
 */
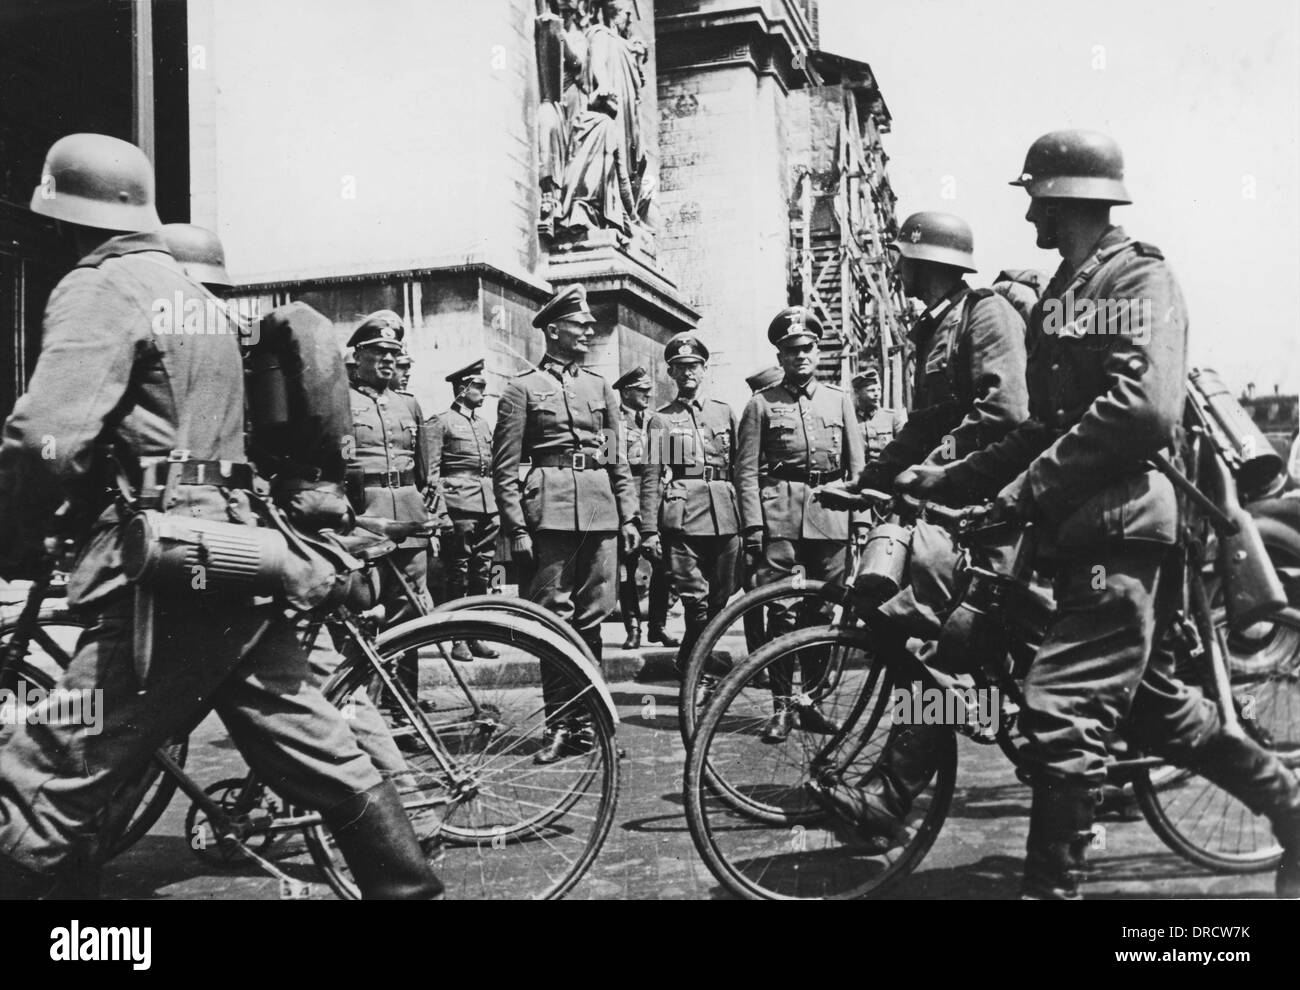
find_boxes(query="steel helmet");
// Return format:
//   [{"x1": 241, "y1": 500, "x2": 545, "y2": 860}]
[
  {"x1": 891, "y1": 212, "x2": 976, "y2": 273},
  {"x1": 1010, "y1": 129, "x2": 1131, "y2": 204},
  {"x1": 160, "y1": 223, "x2": 232, "y2": 288},
  {"x1": 29, "y1": 133, "x2": 161, "y2": 231}
]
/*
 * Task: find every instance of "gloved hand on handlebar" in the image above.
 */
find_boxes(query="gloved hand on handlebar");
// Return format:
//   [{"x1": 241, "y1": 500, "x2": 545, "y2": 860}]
[
  {"x1": 894, "y1": 464, "x2": 950, "y2": 500},
  {"x1": 813, "y1": 482, "x2": 868, "y2": 511},
  {"x1": 743, "y1": 528, "x2": 765, "y2": 565}
]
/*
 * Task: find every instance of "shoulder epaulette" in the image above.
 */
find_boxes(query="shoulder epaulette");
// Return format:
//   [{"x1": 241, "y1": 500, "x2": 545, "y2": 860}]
[
  {"x1": 758, "y1": 382, "x2": 784, "y2": 395},
  {"x1": 824, "y1": 382, "x2": 844, "y2": 392},
  {"x1": 1132, "y1": 241, "x2": 1165, "y2": 259},
  {"x1": 578, "y1": 366, "x2": 603, "y2": 377},
  {"x1": 706, "y1": 397, "x2": 731, "y2": 408},
  {"x1": 968, "y1": 287, "x2": 996, "y2": 301}
]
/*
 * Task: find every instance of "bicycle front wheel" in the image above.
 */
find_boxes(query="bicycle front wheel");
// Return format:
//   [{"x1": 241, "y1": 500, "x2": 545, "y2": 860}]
[
  {"x1": 684, "y1": 625, "x2": 956, "y2": 899},
  {"x1": 307, "y1": 611, "x2": 620, "y2": 900}
]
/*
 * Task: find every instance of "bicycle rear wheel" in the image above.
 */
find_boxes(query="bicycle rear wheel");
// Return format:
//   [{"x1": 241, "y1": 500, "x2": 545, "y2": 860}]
[
  {"x1": 684, "y1": 625, "x2": 957, "y2": 899},
  {"x1": 679, "y1": 578, "x2": 848, "y2": 749},
  {"x1": 0, "y1": 611, "x2": 185, "y2": 857},
  {"x1": 306, "y1": 612, "x2": 620, "y2": 900}
]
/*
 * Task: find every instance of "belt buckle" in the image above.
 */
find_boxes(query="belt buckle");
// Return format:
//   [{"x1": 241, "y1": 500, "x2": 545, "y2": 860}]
[
  {"x1": 167, "y1": 449, "x2": 191, "y2": 463},
  {"x1": 809, "y1": 469, "x2": 824, "y2": 485},
  {"x1": 571, "y1": 452, "x2": 587, "y2": 471},
  {"x1": 702, "y1": 465, "x2": 715, "y2": 482},
  {"x1": 388, "y1": 470, "x2": 401, "y2": 487}
]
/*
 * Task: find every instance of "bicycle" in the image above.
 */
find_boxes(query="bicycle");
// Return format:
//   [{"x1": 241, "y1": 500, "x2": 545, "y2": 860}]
[
  {"x1": 684, "y1": 486, "x2": 1300, "y2": 899},
  {"x1": 2, "y1": 517, "x2": 621, "y2": 899}
]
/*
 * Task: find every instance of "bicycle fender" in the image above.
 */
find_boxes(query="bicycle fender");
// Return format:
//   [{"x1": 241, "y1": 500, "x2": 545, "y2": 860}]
[{"x1": 377, "y1": 611, "x2": 620, "y2": 725}]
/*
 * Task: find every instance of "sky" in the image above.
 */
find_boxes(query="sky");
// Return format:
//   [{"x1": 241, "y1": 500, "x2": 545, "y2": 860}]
[{"x1": 820, "y1": 0, "x2": 1300, "y2": 397}]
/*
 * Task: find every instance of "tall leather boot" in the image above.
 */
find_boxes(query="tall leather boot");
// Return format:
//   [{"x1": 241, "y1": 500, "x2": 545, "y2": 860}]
[
  {"x1": 674, "y1": 600, "x2": 708, "y2": 677},
  {"x1": 535, "y1": 628, "x2": 601, "y2": 765},
  {"x1": 322, "y1": 781, "x2": 444, "y2": 899},
  {"x1": 807, "y1": 721, "x2": 947, "y2": 846},
  {"x1": 1022, "y1": 781, "x2": 1098, "y2": 900},
  {"x1": 622, "y1": 618, "x2": 641, "y2": 650},
  {"x1": 646, "y1": 563, "x2": 679, "y2": 646},
  {"x1": 1182, "y1": 731, "x2": 1300, "y2": 897}
]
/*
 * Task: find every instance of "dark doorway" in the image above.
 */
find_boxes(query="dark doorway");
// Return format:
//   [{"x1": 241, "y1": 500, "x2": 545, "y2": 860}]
[{"x1": 0, "y1": 0, "x2": 189, "y2": 417}]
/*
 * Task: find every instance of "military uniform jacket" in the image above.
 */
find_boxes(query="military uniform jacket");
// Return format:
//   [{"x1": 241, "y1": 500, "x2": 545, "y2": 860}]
[
  {"x1": 0, "y1": 231, "x2": 250, "y2": 606},
  {"x1": 737, "y1": 378, "x2": 866, "y2": 541},
  {"x1": 492, "y1": 358, "x2": 639, "y2": 536},
  {"x1": 863, "y1": 285, "x2": 1027, "y2": 490},
  {"x1": 862, "y1": 406, "x2": 906, "y2": 458},
  {"x1": 620, "y1": 405, "x2": 649, "y2": 478},
  {"x1": 641, "y1": 396, "x2": 741, "y2": 537},
  {"x1": 347, "y1": 383, "x2": 429, "y2": 548},
  {"x1": 943, "y1": 227, "x2": 1186, "y2": 549},
  {"x1": 426, "y1": 401, "x2": 496, "y2": 519}
]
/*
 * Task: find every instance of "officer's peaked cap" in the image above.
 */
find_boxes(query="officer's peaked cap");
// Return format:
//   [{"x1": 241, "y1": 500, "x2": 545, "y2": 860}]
[
  {"x1": 664, "y1": 333, "x2": 709, "y2": 364},
  {"x1": 349, "y1": 310, "x2": 407, "y2": 351},
  {"x1": 533, "y1": 284, "x2": 596, "y2": 329},
  {"x1": 767, "y1": 306, "x2": 823, "y2": 347}
]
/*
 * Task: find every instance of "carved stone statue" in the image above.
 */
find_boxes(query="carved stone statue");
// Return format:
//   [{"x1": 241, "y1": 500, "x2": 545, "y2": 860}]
[
  {"x1": 536, "y1": 1, "x2": 589, "y2": 236},
  {"x1": 552, "y1": 0, "x2": 653, "y2": 241}
]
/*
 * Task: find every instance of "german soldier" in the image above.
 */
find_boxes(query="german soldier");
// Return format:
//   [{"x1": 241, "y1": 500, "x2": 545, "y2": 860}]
[
  {"x1": 613, "y1": 366, "x2": 676, "y2": 650},
  {"x1": 395, "y1": 349, "x2": 414, "y2": 393},
  {"x1": 492, "y1": 284, "x2": 639, "y2": 763},
  {"x1": 985, "y1": 130, "x2": 1300, "y2": 899},
  {"x1": 426, "y1": 359, "x2": 501, "y2": 662},
  {"x1": 736, "y1": 306, "x2": 867, "y2": 742},
  {"x1": 345, "y1": 311, "x2": 435, "y2": 698},
  {"x1": 852, "y1": 364, "x2": 906, "y2": 460},
  {"x1": 0, "y1": 135, "x2": 439, "y2": 898},
  {"x1": 809, "y1": 211, "x2": 1028, "y2": 850},
  {"x1": 640, "y1": 334, "x2": 740, "y2": 675}
]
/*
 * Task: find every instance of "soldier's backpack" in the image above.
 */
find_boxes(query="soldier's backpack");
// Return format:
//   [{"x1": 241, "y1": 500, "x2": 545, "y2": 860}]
[
  {"x1": 991, "y1": 269, "x2": 1048, "y2": 331},
  {"x1": 245, "y1": 301, "x2": 354, "y2": 529}
]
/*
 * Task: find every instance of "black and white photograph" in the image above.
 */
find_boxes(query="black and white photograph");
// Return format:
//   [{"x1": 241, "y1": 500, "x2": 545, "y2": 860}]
[{"x1": 0, "y1": 0, "x2": 1297, "y2": 962}]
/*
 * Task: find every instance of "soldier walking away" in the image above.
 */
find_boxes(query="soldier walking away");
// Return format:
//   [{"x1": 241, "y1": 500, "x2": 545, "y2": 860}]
[
  {"x1": 736, "y1": 306, "x2": 867, "y2": 743},
  {"x1": 852, "y1": 364, "x2": 906, "y2": 460},
  {"x1": 344, "y1": 312, "x2": 436, "y2": 700},
  {"x1": 0, "y1": 135, "x2": 440, "y2": 899},
  {"x1": 426, "y1": 359, "x2": 501, "y2": 663},
  {"x1": 492, "y1": 284, "x2": 639, "y2": 764},
  {"x1": 640, "y1": 334, "x2": 741, "y2": 677},
  {"x1": 613, "y1": 366, "x2": 676, "y2": 650}
]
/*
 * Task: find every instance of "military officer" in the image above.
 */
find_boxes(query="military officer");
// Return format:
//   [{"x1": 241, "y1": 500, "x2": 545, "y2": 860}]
[
  {"x1": 737, "y1": 306, "x2": 867, "y2": 742},
  {"x1": 345, "y1": 311, "x2": 435, "y2": 698},
  {"x1": 640, "y1": 334, "x2": 740, "y2": 675},
  {"x1": 852, "y1": 365, "x2": 906, "y2": 460},
  {"x1": 426, "y1": 359, "x2": 501, "y2": 662},
  {"x1": 0, "y1": 134, "x2": 439, "y2": 899},
  {"x1": 395, "y1": 350, "x2": 414, "y2": 393},
  {"x1": 492, "y1": 284, "x2": 640, "y2": 763},
  {"x1": 613, "y1": 366, "x2": 676, "y2": 650}
]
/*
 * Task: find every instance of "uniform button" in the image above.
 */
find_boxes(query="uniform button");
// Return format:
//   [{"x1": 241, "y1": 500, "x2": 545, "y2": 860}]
[
  {"x1": 1056, "y1": 408, "x2": 1065, "y2": 418},
  {"x1": 1051, "y1": 363, "x2": 1060, "y2": 372}
]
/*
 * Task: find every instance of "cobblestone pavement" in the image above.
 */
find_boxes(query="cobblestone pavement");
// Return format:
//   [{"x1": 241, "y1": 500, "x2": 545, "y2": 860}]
[{"x1": 95, "y1": 658, "x2": 1280, "y2": 901}]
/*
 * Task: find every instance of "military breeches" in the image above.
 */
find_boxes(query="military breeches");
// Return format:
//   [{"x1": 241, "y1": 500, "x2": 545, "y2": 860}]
[
  {"x1": 1019, "y1": 545, "x2": 1217, "y2": 786},
  {"x1": 756, "y1": 537, "x2": 849, "y2": 638},
  {"x1": 0, "y1": 596, "x2": 383, "y2": 874},
  {"x1": 523, "y1": 530, "x2": 617, "y2": 635},
  {"x1": 307, "y1": 623, "x2": 406, "y2": 777},
  {"x1": 380, "y1": 546, "x2": 433, "y2": 627},
  {"x1": 443, "y1": 512, "x2": 500, "y2": 600},
  {"x1": 666, "y1": 533, "x2": 740, "y2": 625},
  {"x1": 877, "y1": 520, "x2": 963, "y2": 640}
]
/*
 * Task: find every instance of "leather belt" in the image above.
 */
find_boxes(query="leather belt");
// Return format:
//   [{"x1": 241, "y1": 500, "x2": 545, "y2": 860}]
[
  {"x1": 363, "y1": 469, "x2": 417, "y2": 488},
  {"x1": 768, "y1": 465, "x2": 844, "y2": 485},
  {"x1": 139, "y1": 457, "x2": 254, "y2": 492},
  {"x1": 530, "y1": 452, "x2": 605, "y2": 471},
  {"x1": 443, "y1": 466, "x2": 491, "y2": 478},
  {"x1": 676, "y1": 464, "x2": 731, "y2": 482}
]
